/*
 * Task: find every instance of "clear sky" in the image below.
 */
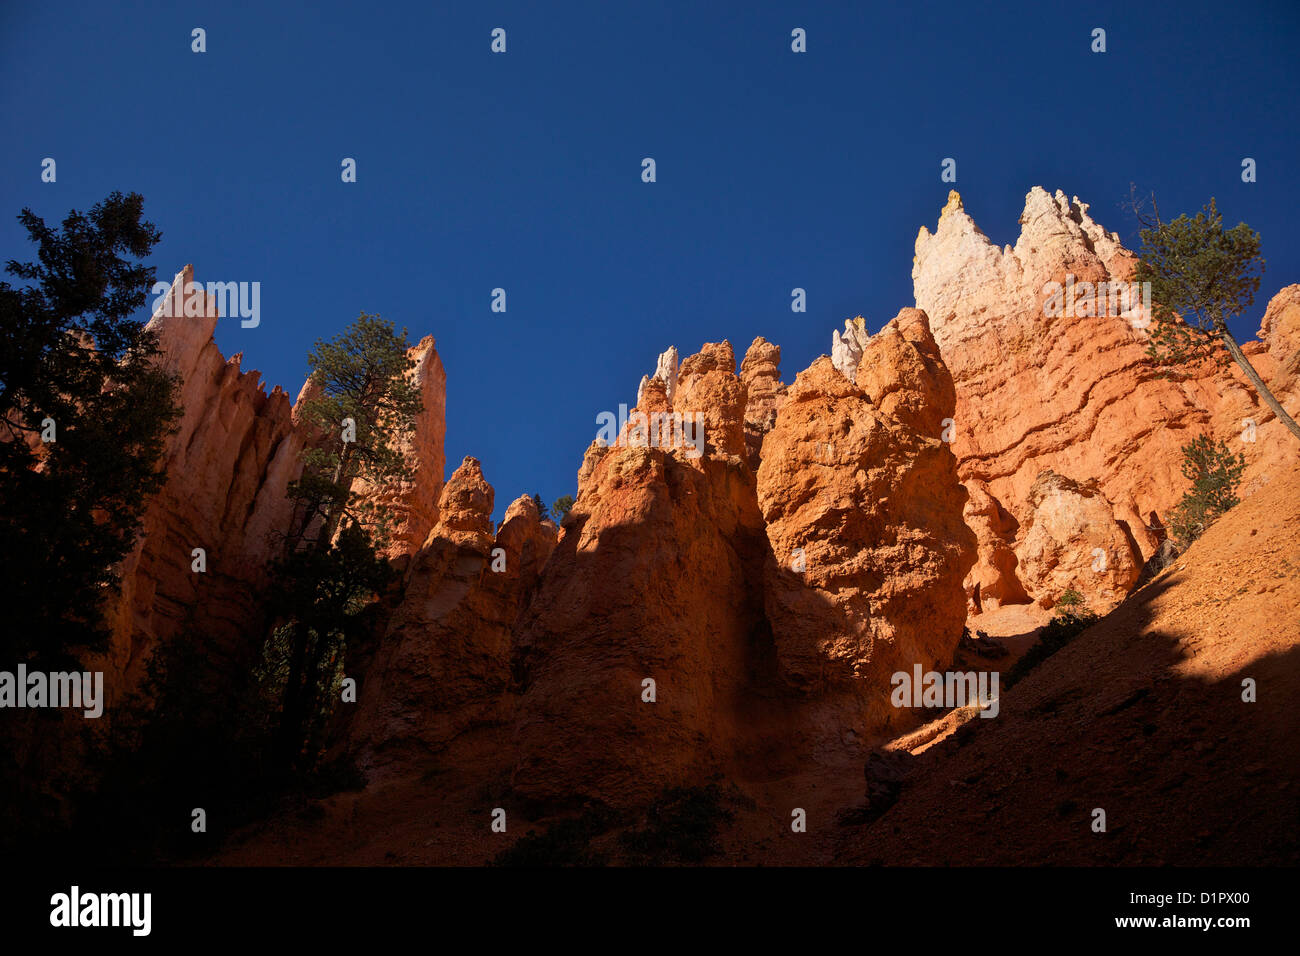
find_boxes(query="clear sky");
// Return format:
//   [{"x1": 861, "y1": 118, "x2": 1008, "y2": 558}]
[{"x1": 4, "y1": 0, "x2": 1298, "y2": 521}]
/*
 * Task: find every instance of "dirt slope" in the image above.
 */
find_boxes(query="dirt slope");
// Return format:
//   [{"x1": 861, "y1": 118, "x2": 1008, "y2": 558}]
[{"x1": 835, "y1": 465, "x2": 1300, "y2": 866}]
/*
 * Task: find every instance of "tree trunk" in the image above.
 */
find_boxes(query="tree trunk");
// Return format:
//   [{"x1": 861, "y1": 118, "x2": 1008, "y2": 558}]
[
  {"x1": 1218, "y1": 326, "x2": 1300, "y2": 443},
  {"x1": 275, "y1": 622, "x2": 309, "y2": 769},
  {"x1": 300, "y1": 633, "x2": 338, "y2": 765},
  {"x1": 317, "y1": 443, "x2": 354, "y2": 551}
]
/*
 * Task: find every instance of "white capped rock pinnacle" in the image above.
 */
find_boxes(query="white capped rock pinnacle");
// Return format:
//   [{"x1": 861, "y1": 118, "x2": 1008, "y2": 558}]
[
  {"x1": 654, "y1": 346, "x2": 679, "y2": 402},
  {"x1": 831, "y1": 316, "x2": 870, "y2": 383}
]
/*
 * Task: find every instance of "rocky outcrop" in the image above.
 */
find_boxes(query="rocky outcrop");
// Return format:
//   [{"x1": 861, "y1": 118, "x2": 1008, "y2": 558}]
[
  {"x1": 637, "y1": 345, "x2": 680, "y2": 407},
  {"x1": 839, "y1": 463, "x2": 1300, "y2": 867},
  {"x1": 103, "y1": 269, "x2": 453, "y2": 713},
  {"x1": 351, "y1": 461, "x2": 555, "y2": 774},
  {"x1": 507, "y1": 316, "x2": 980, "y2": 806},
  {"x1": 103, "y1": 266, "x2": 303, "y2": 707},
  {"x1": 674, "y1": 341, "x2": 748, "y2": 457},
  {"x1": 757, "y1": 350, "x2": 977, "y2": 736},
  {"x1": 740, "y1": 336, "x2": 784, "y2": 467},
  {"x1": 1014, "y1": 470, "x2": 1142, "y2": 612},
  {"x1": 1258, "y1": 284, "x2": 1300, "y2": 381},
  {"x1": 961, "y1": 480, "x2": 1027, "y2": 609},
  {"x1": 1114, "y1": 493, "x2": 1163, "y2": 563},
  {"x1": 913, "y1": 187, "x2": 1300, "y2": 605},
  {"x1": 831, "y1": 316, "x2": 870, "y2": 382},
  {"x1": 7, "y1": 266, "x2": 318, "y2": 829},
  {"x1": 1237, "y1": 283, "x2": 1300, "y2": 497},
  {"x1": 510, "y1": 346, "x2": 770, "y2": 808},
  {"x1": 40, "y1": 187, "x2": 1296, "y2": 842},
  {"x1": 576, "y1": 437, "x2": 610, "y2": 498},
  {"x1": 854, "y1": 307, "x2": 955, "y2": 439}
]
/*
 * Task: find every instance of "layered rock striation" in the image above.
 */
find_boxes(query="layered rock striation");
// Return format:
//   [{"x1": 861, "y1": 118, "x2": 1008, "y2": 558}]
[{"x1": 913, "y1": 188, "x2": 1300, "y2": 609}]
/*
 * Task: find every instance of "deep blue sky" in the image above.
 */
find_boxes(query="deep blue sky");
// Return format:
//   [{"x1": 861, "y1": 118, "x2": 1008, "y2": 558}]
[{"x1": 4, "y1": 1, "x2": 1298, "y2": 521}]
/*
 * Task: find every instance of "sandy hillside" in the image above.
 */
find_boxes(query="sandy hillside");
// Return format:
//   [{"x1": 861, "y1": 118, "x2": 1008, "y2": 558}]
[{"x1": 835, "y1": 465, "x2": 1300, "y2": 866}]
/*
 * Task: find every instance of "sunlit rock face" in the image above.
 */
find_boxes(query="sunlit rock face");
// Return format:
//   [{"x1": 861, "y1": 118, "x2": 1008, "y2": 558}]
[{"x1": 914, "y1": 188, "x2": 1300, "y2": 606}]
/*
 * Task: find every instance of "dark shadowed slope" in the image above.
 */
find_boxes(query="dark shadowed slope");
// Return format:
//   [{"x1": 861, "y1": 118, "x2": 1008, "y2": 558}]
[{"x1": 836, "y1": 465, "x2": 1300, "y2": 866}]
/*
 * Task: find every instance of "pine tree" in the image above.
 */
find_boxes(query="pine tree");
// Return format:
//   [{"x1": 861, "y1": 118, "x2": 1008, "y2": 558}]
[
  {"x1": 268, "y1": 314, "x2": 422, "y2": 768},
  {"x1": 1167, "y1": 435, "x2": 1246, "y2": 546},
  {"x1": 286, "y1": 314, "x2": 424, "y2": 551},
  {"x1": 551, "y1": 494, "x2": 575, "y2": 524},
  {"x1": 0, "y1": 192, "x2": 180, "y2": 665},
  {"x1": 1133, "y1": 194, "x2": 1300, "y2": 443}
]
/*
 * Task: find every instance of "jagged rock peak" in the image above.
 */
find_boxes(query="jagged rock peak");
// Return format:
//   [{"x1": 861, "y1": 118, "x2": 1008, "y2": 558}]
[
  {"x1": 655, "y1": 346, "x2": 679, "y2": 401},
  {"x1": 637, "y1": 345, "x2": 680, "y2": 406},
  {"x1": 502, "y1": 493, "x2": 541, "y2": 526},
  {"x1": 351, "y1": 332, "x2": 448, "y2": 560},
  {"x1": 674, "y1": 341, "x2": 746, "y2": 458},
  {"x1": 912, "y1": 185, "x2": 1135, "y2": 340},
  {"x1": 741, "y1": 337, "x2": 779, "y2": 378},
  {"x1": 831, "y1": 315, "x2": 870, "y2": 382},
  {"x1": 740, "y1": 337, "x2": 785, "y2": 469},
  {"x1": 853, "y1": 307, "x2": 954, "y2": 438},
  {"x1": 431, "y1": 456, "x2": 494, "y2": 547}
]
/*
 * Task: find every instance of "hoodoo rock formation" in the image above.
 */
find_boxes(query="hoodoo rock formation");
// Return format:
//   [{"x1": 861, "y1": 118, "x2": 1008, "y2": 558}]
[
  {"x1": 831, "y1": 316, "x2": 871, "y2": 383},
  {"x1": 961, "y1": 479, "x2": 1028, "y2": 609},
  {"x1": 912, "y1": 187, "x2": 1300, "y2": 609},
  {"x1": 22, "y1": 183, "x2": 1299, "y2": 855},
  {"x1": 11, "y1": 266, "x2": 310, "y2": 826},
  {"x1": 674, "y1": 341, "x2": 749, "y2": 457},
  {"x1": 758, "y1": 314, "x2": 976, "y2": 737},
  {"x1": 505, "y1": 325, "x2": 977, "y2": 807},
  {"x1": 104, "y1": 266, "x2": 303, "y2": 707},
  {"x1": 509, "y1": 347, "x2": 772, "y2": 808},
  {"x1": 853, "y1": 306, "x2": 955, "y2": 439},
  {"x1": 1013, "y1": 470, "x2": 1142, "y2": 613},
  {"x1": 740, "y1": 336, "x2": 784, "y2": 467},
  {"x1": 351, "y1": 460, "x2": 555, "y2": 774},
  {"x1": 101, "y1": 267, "x2": 447, "y2": 731},
  {"x1": 636, "y1": 345, "x2": 680, "y2": 408},
  {"x1": 1260, "y1": 284, "x2": 1300, "y2": 381}
]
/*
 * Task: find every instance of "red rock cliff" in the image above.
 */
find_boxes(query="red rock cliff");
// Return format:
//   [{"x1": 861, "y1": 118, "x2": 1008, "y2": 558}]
[
  {"x1": 913, "y1": 188, "x2": 1300, "y2": 608},
  {"x1": 102, "y1": 266, "x2": 303, "y2": 707}
]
